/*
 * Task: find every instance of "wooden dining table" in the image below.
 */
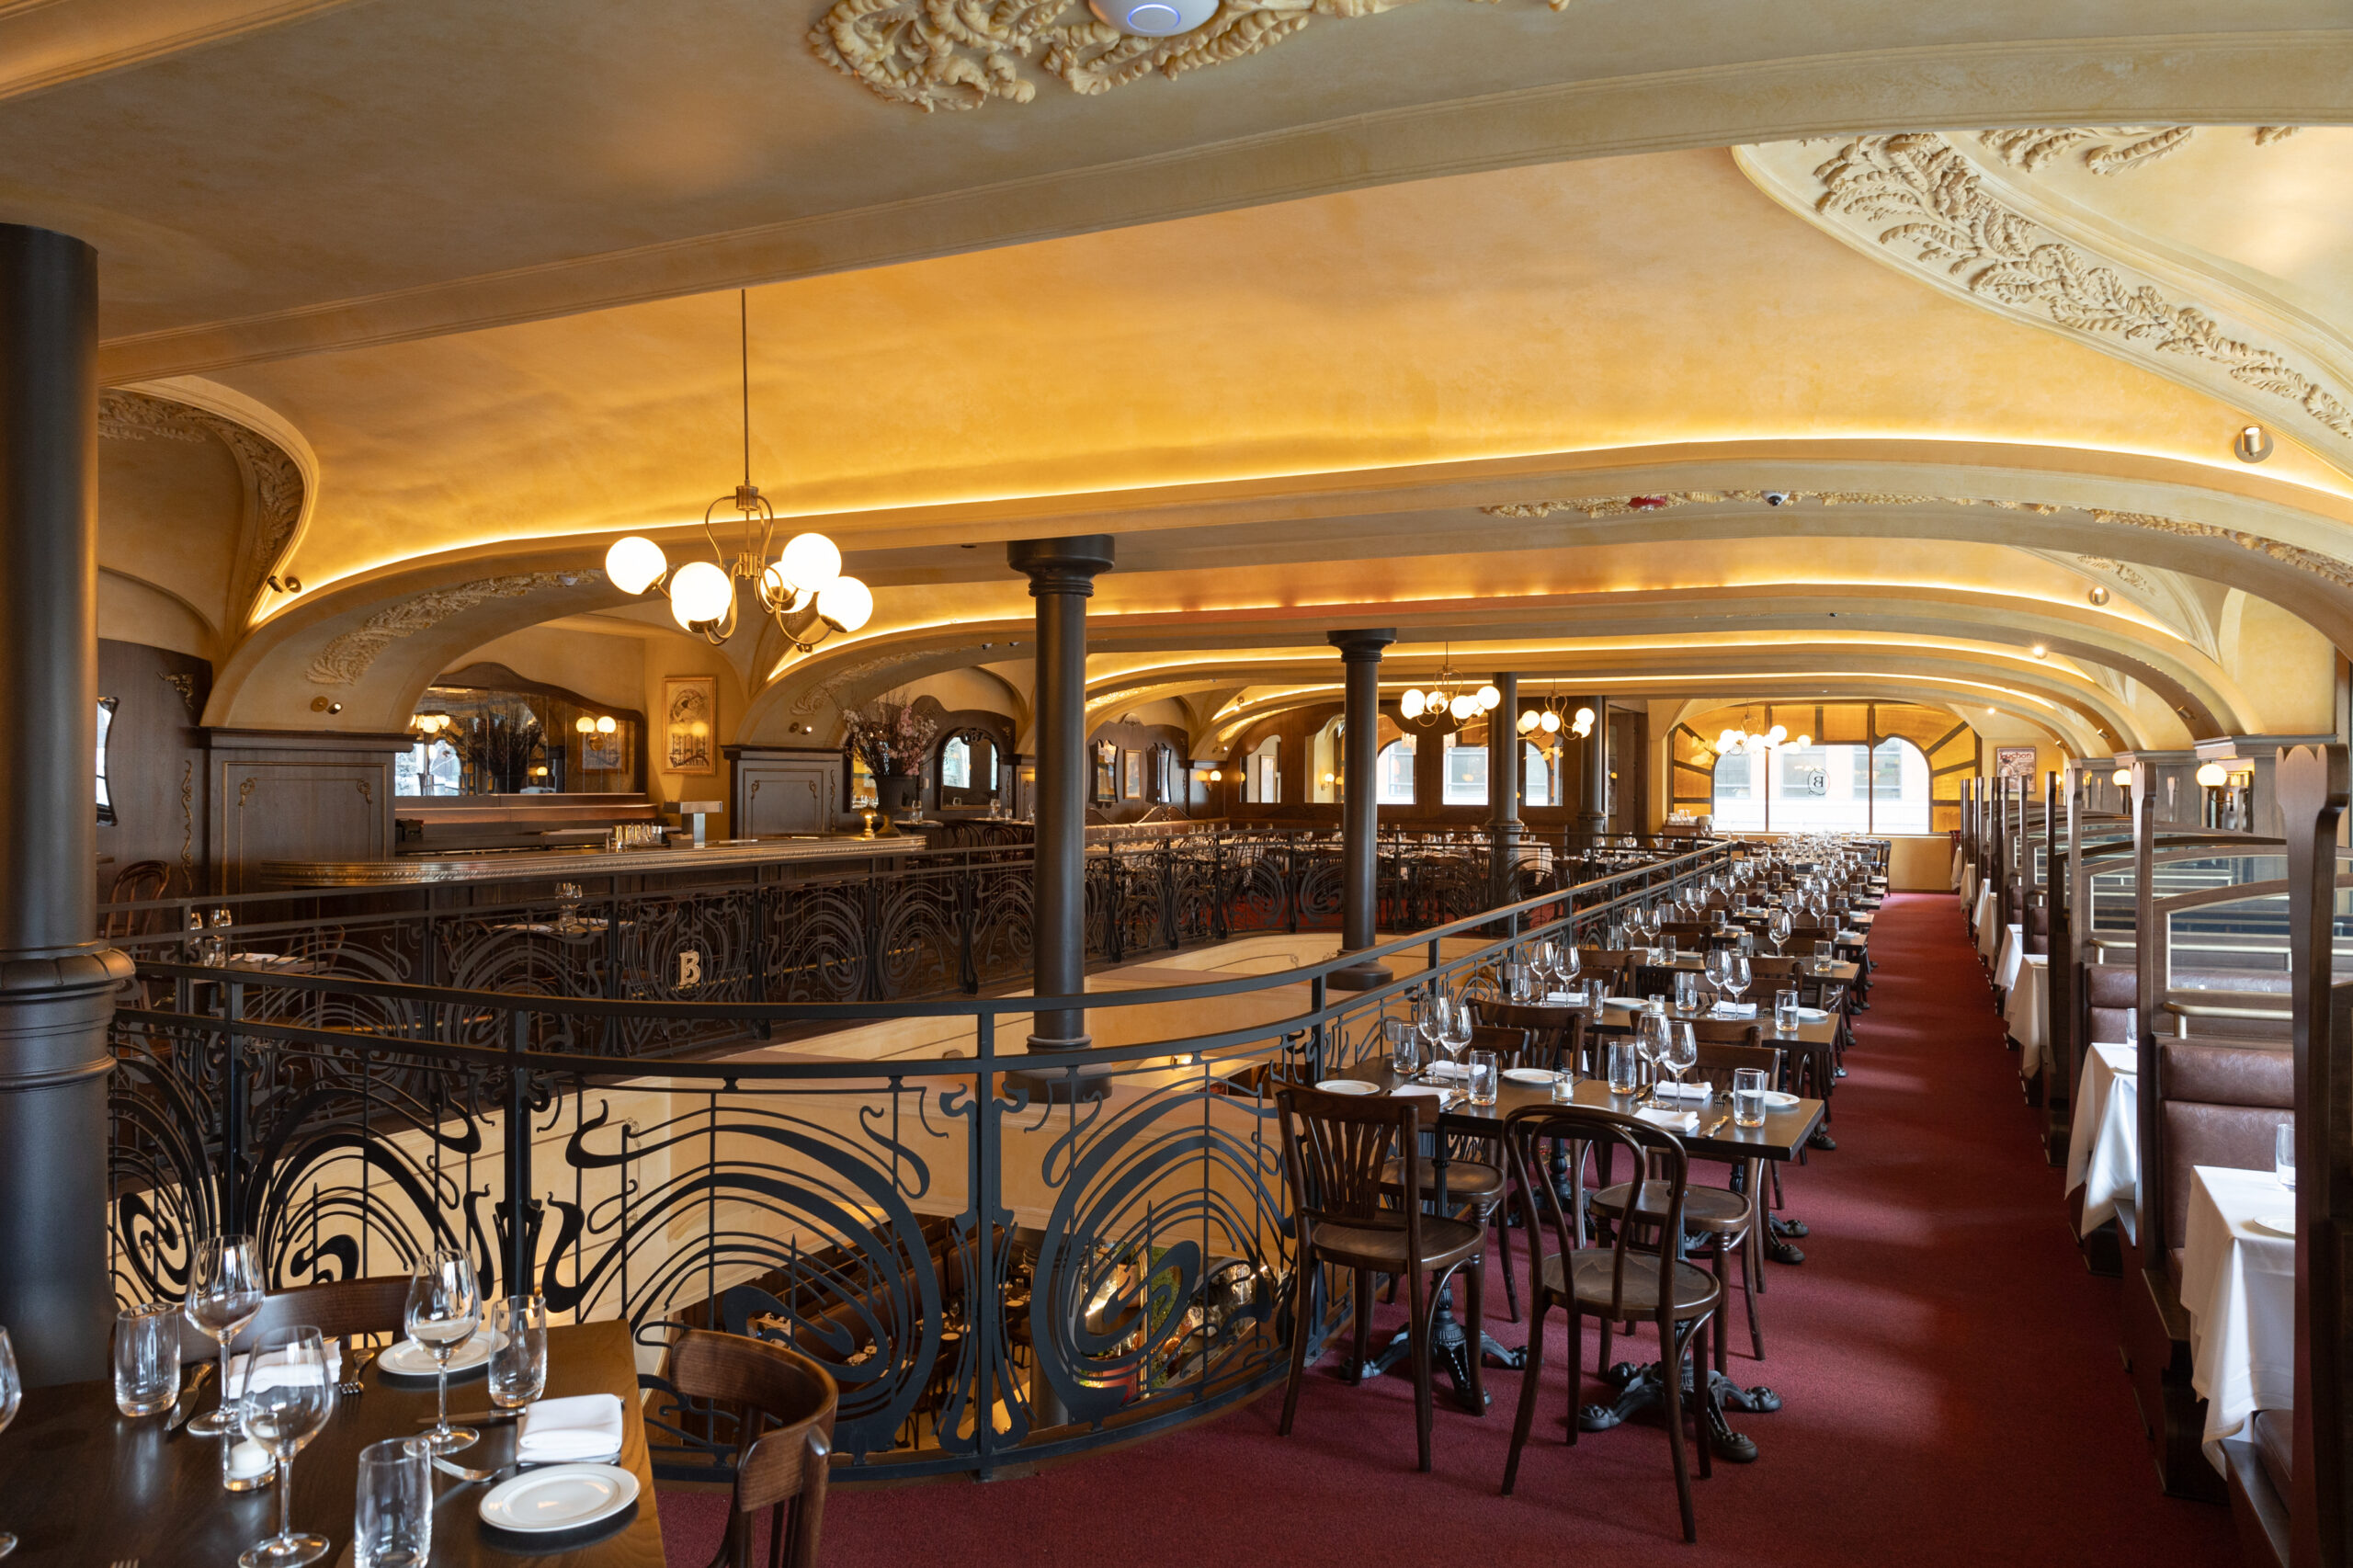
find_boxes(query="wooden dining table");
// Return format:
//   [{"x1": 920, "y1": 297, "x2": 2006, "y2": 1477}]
[
  {"x1": 1329, "y1": 1055, "x2": 1825, "y2": 1461},
  {"x1": 0, "y1": 1319, "x2": 663, "y2": 1566}
]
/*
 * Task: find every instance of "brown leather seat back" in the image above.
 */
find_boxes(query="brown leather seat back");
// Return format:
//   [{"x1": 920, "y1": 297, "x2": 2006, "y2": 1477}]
[
  {"x1": 2026, "y1": 905, "x2": 2049, "y2": 955},
  {"x1": 2157, "y1": 1040, "x2": 2292, "y2": 1251},
  {"x1": 2086, "y1": 964, "x2": 2137, "y2": 1044}
]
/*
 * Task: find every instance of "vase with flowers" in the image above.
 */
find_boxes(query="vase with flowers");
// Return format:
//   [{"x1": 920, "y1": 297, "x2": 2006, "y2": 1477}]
[{"x1": 841, "y1": 699, "x2": 938, "y2": 832}]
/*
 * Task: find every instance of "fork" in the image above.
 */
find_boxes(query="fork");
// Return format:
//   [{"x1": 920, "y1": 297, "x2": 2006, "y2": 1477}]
[
  {"x1": 432, "y1": 1455, "x2": 531, "y2": 1486},
  {"x1": 337, "y1": 1342, "x2": 385, "y2": 1397}
]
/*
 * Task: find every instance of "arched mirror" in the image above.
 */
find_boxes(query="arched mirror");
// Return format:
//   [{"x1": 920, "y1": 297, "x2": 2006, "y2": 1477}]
[{"x1": 937, "y1": 726, "x2": 1002, "y2": 810}]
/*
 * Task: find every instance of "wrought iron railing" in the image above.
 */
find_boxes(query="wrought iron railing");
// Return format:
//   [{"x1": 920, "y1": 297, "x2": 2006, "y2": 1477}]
[{"x1": 104, "y1": 841, "x2": 1733, "y2": 1483}]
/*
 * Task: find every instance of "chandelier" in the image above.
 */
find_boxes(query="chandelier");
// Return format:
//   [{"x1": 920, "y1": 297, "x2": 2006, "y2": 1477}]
[
  {"x1": 1714, "y1": 709, "x2": 1811, "y2": 755},
  {"x1": 1396, "y1": 645, "x2": 1500, "y2": 732},
  {"x1": 602, "y1": 292, "x2": 873, "y2": 649},
  {"x1": 1516, "y1": 681, "x2": 1595, "y2": 742}
]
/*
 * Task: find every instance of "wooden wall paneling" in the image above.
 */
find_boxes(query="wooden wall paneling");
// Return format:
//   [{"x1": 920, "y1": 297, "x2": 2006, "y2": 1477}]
[
  {"x1": 205, "y1": 729, "x2": 404, "y2": 892},
  {"x1": 728, "y1": 746, "x2": 846, "y2": 835},
  {"x1": 96, "y1": 639, "x2": 211, "y2": 899}
]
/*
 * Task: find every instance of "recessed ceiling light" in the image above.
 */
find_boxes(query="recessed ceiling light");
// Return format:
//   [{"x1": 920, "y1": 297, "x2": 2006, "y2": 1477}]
[
  {"x1": 2087, "y1": 585, "x2": 2109, "y2": 607},
  {"x1": 2030, "y1": 644, "x2": 2048, "y2": 658},
  {"x1": 1089, "y1": 0, "x2": 1213, "y2": 33}
]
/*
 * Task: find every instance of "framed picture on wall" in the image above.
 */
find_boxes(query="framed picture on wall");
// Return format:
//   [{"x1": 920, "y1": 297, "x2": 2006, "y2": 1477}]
[
  {"x1": 663, "y1": 676, "x2": 717, "y2": 775},
  {"x1": 1122, "y1": 749, "x2": 1142, "y2": 801},
  {"x1": 1093, "y1": 740, "x2": 1117, "y2": 801},
  {"x1": 581, "y1": 724, "x2": 625, "y2": 773},
  {"x1": 1995, "y1": 745, "x2": 2037, "y2": 780}
]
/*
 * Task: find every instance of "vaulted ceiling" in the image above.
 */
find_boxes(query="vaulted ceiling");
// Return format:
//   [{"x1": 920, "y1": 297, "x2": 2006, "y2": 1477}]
[{"x1": 19, "y1": 0, "x2": 2353, "y2": 760}]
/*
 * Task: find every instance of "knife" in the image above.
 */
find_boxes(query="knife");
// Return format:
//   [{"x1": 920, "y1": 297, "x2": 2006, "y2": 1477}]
[
  {"x1": 415, "y1": 1408, "x2": 524, "y2": 1426},
  {"x1": 1701, "y1": 1113, "x2": 1731, "y2": 1138},
  {"x1": 165, "y1": 1360, "x2": 214, "y2": 1433}
]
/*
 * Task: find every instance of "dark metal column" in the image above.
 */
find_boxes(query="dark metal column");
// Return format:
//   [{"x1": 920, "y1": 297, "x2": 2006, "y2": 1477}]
[
  {"x1": 1576, "y1": 694, "x2": 1608, "y2": 837},
  {"x1": 1327, "y1": 629, "x2": 1393, "y2": 990},
  {"x1": 1008, "y1": 537, "x2": 1114, "y2": 1047},
  {"x1": 0, "y1": 224, "x2": 131, "y2": 1386},
  {"x1": 1487, "y1": 672, "x2": 1520, "y2": 907}
]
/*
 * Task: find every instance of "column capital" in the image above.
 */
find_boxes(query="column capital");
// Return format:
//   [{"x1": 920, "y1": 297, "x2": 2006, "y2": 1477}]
[
  {"x1": 1007, "y1": 536, "x2": 1116, "y2": 597},
  {"x1": 1325, "y1": 628, "x2": 1396, "y2": 661}
]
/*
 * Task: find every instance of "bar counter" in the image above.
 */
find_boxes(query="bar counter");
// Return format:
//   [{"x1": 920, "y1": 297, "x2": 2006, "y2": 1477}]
[{"x1": 258, "y1": 834, "x2": 921, "y2": 888}]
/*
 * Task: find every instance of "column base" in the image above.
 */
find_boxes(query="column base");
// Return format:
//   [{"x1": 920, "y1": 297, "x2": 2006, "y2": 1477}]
[{"x1": 1326, "y1": 960, "x2": 1393, "y2": 991}]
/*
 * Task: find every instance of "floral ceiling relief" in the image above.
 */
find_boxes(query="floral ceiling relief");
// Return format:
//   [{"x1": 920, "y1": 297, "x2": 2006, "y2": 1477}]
[
  {"x1": 1977, "y1": 125, "x2": 2299, "y2": 176},
  {"x1": 807, "y1": 0, "x2": 1556, "y2": 113},
  {"x1": 305, "y1": 573, "x2": 597, "y2": 687}
]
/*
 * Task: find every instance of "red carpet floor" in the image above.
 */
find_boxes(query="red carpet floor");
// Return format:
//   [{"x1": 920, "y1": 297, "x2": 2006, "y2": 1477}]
[{"x1": 656, "y1": 893, "x2": 2240, "y2": 1566}]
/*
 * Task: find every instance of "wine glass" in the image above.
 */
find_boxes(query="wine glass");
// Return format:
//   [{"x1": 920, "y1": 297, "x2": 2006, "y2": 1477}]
[
  {"x1": 1634, "y1": 1010, "x2": 1670, "y2": 1099},
  {"x1": 1415, "y1": 992, "x2": 1450, "y2": 1074},
  {"x1": 1559, "y1": 943, "x2": 1583, "y2": 997},
  {"x1": 1767, "y1": 909, "x2": 1793, "y2": 956},
  {"x1": 1724, "y1": 951, "x2": 1753, "y2": 1011},
  {"x1": 1661, "y1": 1020, "x2": 1699, "y2": 1101},
  {"x1": 1703, "y1": 948, "x2": 1730, "y2": 1011},
  {"x1": 186, "y1": 1233, "x2": 267, "y2": 1437},
  {"x1": 1442, "y1": 1007, "x2": 1474, "y2": 1078},
  {"x1": 0, "y1": 1326, "x2": 18, "y2": 1558},
  {"x1": 238, "y1": 1326, "x2": 335, "y2": 1567},
  {"x1": 404, "y1": 1246, "x2": 481, "y2": 1454}
]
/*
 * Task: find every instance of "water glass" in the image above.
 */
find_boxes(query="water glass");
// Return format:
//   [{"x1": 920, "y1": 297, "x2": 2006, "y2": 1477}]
[
  {"x1": 1673, "y1": 971, "x2": 1700, "y2": 1016},
  {"x1": 114, "y1": 1301, "x2": 182, "y2": 1417},
  {"x1": 1606, "y1": 1040, "x2": 1640, "y2": 1096},
  {"x1": 1384, "y1": 1017, "x2": 1418, "y2": 1075},
  {"x1": 1660, "y1": 933, "x2": 1678, "y2": 963},
  {"x1": 2277, "y1": 1122, "x2": 2296, "y2": 1189},
  {"x1": 355, "y1": 1438, "x2": 433, "y2": 1567},
  {"x1": 1774, "y1": 988, "x2": 1802, "y2": 1035},
  {"x1": 1505, "y1": 963, "x2": 1534, "y2": 1003},
  {"x1": 1813, "y1": 939, "x2": 1836, "y2": 969},
  {"x1": 1733, "y1": 1067, "x2": 1769, "y2": 1129},
  {"x1": 1467, "y1": 1050, "x2": 1498, "y2": 1108},
  {"x1": 488, "y1": 1295, "x2": 549, "y2": 1410}
]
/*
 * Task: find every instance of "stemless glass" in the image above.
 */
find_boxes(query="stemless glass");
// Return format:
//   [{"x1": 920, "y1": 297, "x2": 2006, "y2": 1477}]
[
  {"x1": 1733, "y1": 1067, "x2": 1769, "y2": 1128},
  {"x1": 186, "y1": 1233, "x2": 267, "y2": 1437},
  {"x1": 0, "y1": 1326, "x2": 18, "y2": 1558},
  {"x1": 404, "y1": 1246, "x2": 481, "y2": 1454},
  {"x1": 2278, "y1": 1122, "x2": 2297, "y2": 1190},
  {"x1": 1467, "y1": 1049, "x2": 1499, "y2": 1108},
  {"x1": 115, "y1": 1301, "x2": 182, "y2": 1417},
  {"x1": 487, "y1": 1295, "x2": 549, "y2": 1410},
  {"x1": 1384, "y1": 1017, "x2": 1418, "y2": 1075},
  {"x1": 354, "y1": 1438, "x2": 434, "y2": 1568},
  {"x1": 1606, "y1": 1040, "x2": 1640, "y2": 1096},
  {"x1": 238, "y1": 1326, "x2": 335, "y2": 1568},
  {"x1": 1813, "y1": 938, "x2": 1836, "y2": 970}
]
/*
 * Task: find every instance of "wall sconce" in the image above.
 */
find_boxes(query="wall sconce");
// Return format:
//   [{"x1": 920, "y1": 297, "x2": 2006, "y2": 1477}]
[
  {"x1": 2194, "y1": 760, "x2": 2228, "y2": 788},
  {"x1": 2233, "y1": 424, "x2": 2274, "y2": 463}
]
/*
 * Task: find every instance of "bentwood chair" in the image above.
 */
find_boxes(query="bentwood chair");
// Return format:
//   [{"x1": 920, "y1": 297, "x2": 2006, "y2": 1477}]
[
  {"x1": 185, "y1": 1275, "x2": 414, "y2": 1363},
  {"x1": 1381, "y1": 1023, "x2": 1530, "y2": 1318},
  {"x1": 1590, "y1": 1039, "x2": 1780, "y2": 1369},
  {"x1": 1277, "y1": 1082, "x2": 1485, "y2": 1471},
  {"x1": 668, "y1": 1329, "x2": 838, "y2": 1568},
  {"x1": 1499, "y1": 1104, "x2": 1722, "y2": 1541}
]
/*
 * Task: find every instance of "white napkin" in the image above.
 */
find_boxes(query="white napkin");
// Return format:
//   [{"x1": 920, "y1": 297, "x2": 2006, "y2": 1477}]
[
  {"x1": 1633, "y1": 1108, "x2": 1700, "y2": 1132},
  {"x1": 1710, "y1": 1002, "x2": 1757, "y2": 1019},
  {"x1": 517, "y1": 1393, "x2": 625, "y2": 1464},
  {"x1": 1652, "y1": 1081, "x2": 1713, "y2": 1106},
  {"x1": 230, "y1": 1340, "x2": 342, "y2": 1393},
  {"x1": 1425, "y1": 1061, "x2": 1472, "y2": 1079}
]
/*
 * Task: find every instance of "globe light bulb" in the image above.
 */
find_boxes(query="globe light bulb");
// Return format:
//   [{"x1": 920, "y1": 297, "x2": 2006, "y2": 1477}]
[
  {"x1": 1399, "y1": 690, "x2": 1425, "y2": 719},
  {"x1": 2111, "y1": 767, "x2": 2131, "y2": 787},
  {"x1": 604, "y1": 536, "x2": 668, "y2": 596},
  {"x1": 759, "y1": 562, "x2": 812, "y2": 613},
  {"x1": 596, "y1": 716, "x2": 618, "y2": 735},
  {"x1": 1517, "y1": 710, "x2": 1539, "y2": 734},
  {"x1": 2195, "y1": 761, "x2": 2227, "y2": 787},
  {"x1": 1767, "y1": 724, "x2": 1788, "y2": 745},
  {"x1": 817, "y1": 574, "x2": 874, "y2": 632},
  {"x1": 1476, "y1": 684, "x2": 1501, "y2": 710},
  {"x1": 667, "y1": 560, "x2": 733, "y2": 628},
  {"x1": 777, "y1": 531, "x2": 843, "y2": 593},
  {"x1": 1795, "y1": 733, "x2": 1812, "y2": 749},
  {"x1": 1449, "y1": 694, "x2": 1475, "y2": 722},
  {"x1": 574, "y1": 716, "x2": 595, "y2": 734},
  {"x1": 1540, "y1": 710, "x2": 1560, "y2": 733}
]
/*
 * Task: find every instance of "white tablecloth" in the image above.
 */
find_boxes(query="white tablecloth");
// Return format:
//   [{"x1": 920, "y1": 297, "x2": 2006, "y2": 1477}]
[
  {"x1": 1994, "y1": 924, "x2": 2025, "y2": 993},
  {"x1": 2006, "y1": 955, "x2": 2049, "y2": 1073},
  {"x1": 2065, "y1": 1041, "x2": 2139, "y2": 1239},
  {"x1": 1951, "y1": 842, "x2": 1964, "y2": 891},
  {"x1": 1960, "y1": 863, "x2": 1978, "y2": 911},
  {"x1": 1973, "y1": 886, "x2": 2001, "y2": 960},
  {"x1": 2180, "y1": 1164, "x2": 2297, "y2": 1465}
]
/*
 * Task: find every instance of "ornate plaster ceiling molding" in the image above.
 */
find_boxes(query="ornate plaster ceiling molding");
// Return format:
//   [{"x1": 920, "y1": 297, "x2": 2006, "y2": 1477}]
[
  {"x1": 1735, "y1": 133, "x2": 2353, "y2": 472},
  {"x1": 1480, "y1": 488, "x2": 2353, "y2": 596},
  {"x1": 305, "y1": 572, "x2": 597, "y2": 688},
  {"x1": 808, "y1": 0, "x2": 1560, "y2": 113},
  {"x1": 1977, "y1": 124, "x2": 2299, "y2": 177}
]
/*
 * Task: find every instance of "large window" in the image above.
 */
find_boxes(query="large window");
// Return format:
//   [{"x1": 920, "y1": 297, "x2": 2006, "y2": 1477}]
[
  {"x1": 1442, "y1": 733, "x2": 1486, "y2": 805},
  {"x1": 1524, "y1": 742, "x2": 1556, "y2": 807},
  {"x1": 1377, "y1": 737, "x2": 1415, "y2": 804},
  {"x1": 1711, "y1": 737, "x2": 1928, "y2": 833}
]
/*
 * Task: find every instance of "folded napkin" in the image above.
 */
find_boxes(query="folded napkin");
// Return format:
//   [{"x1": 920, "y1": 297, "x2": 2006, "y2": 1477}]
[
  {"x1": 1425, "y1": 1061, "x2": 1472, "y2": 1079},
  {"x1": 1652, "y1": 1081, "x2": 1714, "y2": 1106},
  {"x1": 230, "y1": 1340, "x2": 342, "y2": 1393},
  {"x1": 517, "y1": 1393, "x2": 625, "y2": 1464},
  {"x1": 1710, "y1": 1002, "x2": 1757, "y2": 1020},
  {"x1": 1632, "y1": 1108, "x2": 1699, "y2": 1132}
]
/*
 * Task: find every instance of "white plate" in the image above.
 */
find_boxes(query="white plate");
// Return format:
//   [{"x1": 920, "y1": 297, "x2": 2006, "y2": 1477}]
[
  {"x1": 2248, "y1": 1213, "x2": 2297, "y2": 1238},
  {"x1": 377, "y1": 1331, "x2": 504, "y2": 1379},
  {"x1": 1759, "y1": 1090, "x2": 1801, "y2": 1109},
  {"x1": 1599, "y1": 996, "x2": 1643, "y2": 1010},
  {"x1": 1503, "y1": 1067, "x2": 1557, "y2": 1085},
  {"x1": 1313, "y1": 1078, "x2": 1380, "y2": 1096},
  {"x1": 478, "y1": 1462, "x2": 640, "y2": 1535},
  {"x1": 1792, "y1": 1007, "x2": 1831, "y2": 1022}
]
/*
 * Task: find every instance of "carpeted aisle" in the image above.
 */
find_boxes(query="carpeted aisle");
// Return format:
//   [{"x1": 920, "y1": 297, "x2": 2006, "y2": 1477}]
[{"x1": 656, "y1": 893, "x2": 2239, "y2": 1567}]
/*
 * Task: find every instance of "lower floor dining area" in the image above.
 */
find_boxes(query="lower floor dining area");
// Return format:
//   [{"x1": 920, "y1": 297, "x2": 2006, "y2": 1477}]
[{"x1": 646, "y1": 891, "x2": 2243, "y2": 1568}]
